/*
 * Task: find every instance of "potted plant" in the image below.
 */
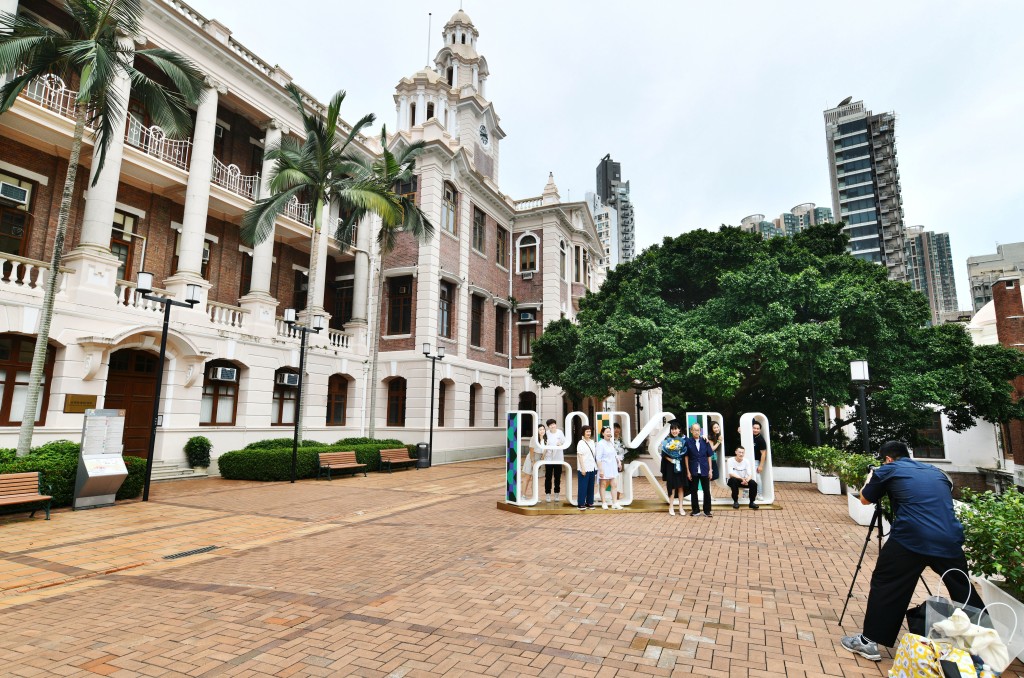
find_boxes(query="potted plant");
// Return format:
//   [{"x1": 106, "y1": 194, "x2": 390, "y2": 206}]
[
  {"x1": 957, "y1": 489, "x2": 1024, "y2": 662},
  {"x1": 806, "y1": 446, "x2": 843, "y2": 495},
  {"x1": 184, "y1": 436, "x2": 212, "y2": 469},
  {"x1": 771, "y1": 441, "x2": 812, "y2": 483},
  {"x1": 838, "y1": 453, "x2": 880, "y2": 525}
]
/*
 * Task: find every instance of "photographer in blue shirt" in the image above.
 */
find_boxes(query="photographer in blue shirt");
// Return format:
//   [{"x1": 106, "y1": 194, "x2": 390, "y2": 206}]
[{"x1": 840, "y1": 441, "x2": 981, "y2": 661}]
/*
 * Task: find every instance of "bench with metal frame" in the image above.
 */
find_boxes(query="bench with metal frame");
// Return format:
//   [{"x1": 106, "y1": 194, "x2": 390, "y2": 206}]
[
  {"x1": 379, "y1": 448, "x2": 417, "y2": 473},
  {"x1": 317, "y1": 451, "x2": 367, "y2": 480},
  {"x1": 0, "y1": 471, "x2": 53, "y2": 520}
]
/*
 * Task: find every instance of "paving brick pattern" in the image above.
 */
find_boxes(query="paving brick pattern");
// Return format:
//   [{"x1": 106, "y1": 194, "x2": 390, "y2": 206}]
[{"x1": 0, "y1": 460, "x2": 1020, "y2": 677}]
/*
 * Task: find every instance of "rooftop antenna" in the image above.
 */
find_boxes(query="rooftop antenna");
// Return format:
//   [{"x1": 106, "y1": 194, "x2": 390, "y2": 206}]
[{"x1": 426, "y1": 13, "x2": 432, "y2": 68}]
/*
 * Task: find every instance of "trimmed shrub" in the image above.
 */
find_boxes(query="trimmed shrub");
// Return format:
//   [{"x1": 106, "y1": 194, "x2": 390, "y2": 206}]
[
  {"x1": 242, "y1": 438, "x2": 330, "y2": 451},
  {"x1": 184, "y1": 436, "x2": 212, "y2": 467},
  {"x1": 218, "y1": 442, "x2": 419, "y2": 480},
  {"x1": 0, "y1": 442, "x2": 145, "y2": 507},
  {"x1": 334, "y1": 437, "x2": 405, "y2": 447},
  {"x1": 771, "y1": 441, "x2": 809, "y2": 467}
]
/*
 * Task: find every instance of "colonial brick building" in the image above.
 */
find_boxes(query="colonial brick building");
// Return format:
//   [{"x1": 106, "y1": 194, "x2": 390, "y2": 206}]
[{"x1": 0, "y1": 2, "x2": 619, "y2": 471}]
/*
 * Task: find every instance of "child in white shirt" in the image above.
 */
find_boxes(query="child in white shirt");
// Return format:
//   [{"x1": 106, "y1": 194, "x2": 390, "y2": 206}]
[
  {"x1": 596, "y1": 427, "x2": 623, "y2": 509},
  {"x1": 727, "y1": 446, "x2": 759, "y2": 509}
]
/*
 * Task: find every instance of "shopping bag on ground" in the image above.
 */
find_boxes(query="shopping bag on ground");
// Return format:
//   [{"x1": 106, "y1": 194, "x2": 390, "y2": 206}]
[
  {"x1": 889, "y1": 634, "x2": 979, "y2": 678},
  {"x1": 906, "y1": 569, "x2": 984, "y2": 637}
]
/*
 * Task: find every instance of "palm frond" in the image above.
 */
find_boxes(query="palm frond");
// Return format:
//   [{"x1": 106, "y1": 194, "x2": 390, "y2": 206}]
[
  {"x1": 240, "y1": 184, "x2": 305, "y2": 246},
  {"x1": 126, "y1": 66, "x2": 193, "y2": 138},
  {"x1": 135, "y1": 48, "x2": 206, "y2": 109},
  {"x1": 102, "y1": 0, "x2": 145, "y2": 39}
]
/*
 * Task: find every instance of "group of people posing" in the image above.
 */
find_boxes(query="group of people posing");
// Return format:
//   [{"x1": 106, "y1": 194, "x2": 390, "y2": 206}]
[{"x1": 521, "y1": 417, "x2": 770, "y2": 515}]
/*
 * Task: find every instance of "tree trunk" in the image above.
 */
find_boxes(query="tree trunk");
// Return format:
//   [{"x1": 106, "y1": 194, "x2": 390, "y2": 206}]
[
  {"x1": 16, "y1": 105, "x2": 87, "y2": 456},
  {"x1": 367, "y1": 260, "x2": 385, "y2": 438},
  {"x1": 298, "y1": 198, "x2": 326, "y2": 445}
]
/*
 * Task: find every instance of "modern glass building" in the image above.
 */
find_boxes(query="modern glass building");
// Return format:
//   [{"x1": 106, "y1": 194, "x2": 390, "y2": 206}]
[
  {"x1": 823, "y1": 99, "x2": 908, "y2": 281},
  {"x1": 905, "y1": 226, "x2": 959, "y2": 324}
]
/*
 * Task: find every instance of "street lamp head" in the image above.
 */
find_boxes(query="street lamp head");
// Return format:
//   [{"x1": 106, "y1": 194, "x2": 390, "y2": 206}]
[
  {"x1": 185, "y1": 283, "x2": 201, "y2": 306},
  {"x1": 850, "y1": 359, "x2": 870, "y2": 383},
  {"x1": 437, "y1": 345, "x2": 445, "y2": 359},
  {"x1": 312, "y1": 314, "x2": 325, "y2": 331},
  {"x1": 136, "y1": 271, "x2": 154, "y2": 295},
  {"x1": 284, "y1": 308, "x2": 297, "y2": 325},
  {"x1": 423, "y1": 342, "x2": 431, "y2": 357}
]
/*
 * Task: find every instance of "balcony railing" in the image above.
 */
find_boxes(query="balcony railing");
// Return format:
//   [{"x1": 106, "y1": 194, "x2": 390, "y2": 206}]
[
  {"x1": 212, "y1": 156, "x2": 259, "y2": 200},
  {"x1": 333, "y1": 218, "x2": 357, "y2": 248},
  {"x1": 114, "y1": 279, "x2": 171, "y2": 312},
  {"x1": 327, "y1": 328, "x2": 350, "y2": 349},
  {"x1": 125, "y1": 114, "x2": 191, "y2": 170},
  {"x1": 283, "y1": 197, "x2": 313, "y2": 225},
  {"x1": 0, "y1": 254, "x2": 72, "y2": 293},
  {"x1": 18, "y1": 73, "x2": 89, "y2": 124},
  {"x1": 207, "y1": 300, "x2": 248, "y2": 329}
]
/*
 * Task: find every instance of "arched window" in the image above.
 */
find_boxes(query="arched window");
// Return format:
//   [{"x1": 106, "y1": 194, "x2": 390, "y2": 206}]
[
  {"x1": 517, "y1": 391, "x2": 537, "y2": 434},
  {"x1": 409, "y1": 102, "x2": 417, "y2": 126},
  {"x1": 461, "y1": 34, "x2": 466, "y2": 44},
  {"x1": 271, "y1": 367, "x2": 298, "y2": 426},
  {"x1": 200, "y1": 360, "x2": 240, "y2": 426},
  {"x1": 518, "y1": 233, "x2": 538, "y2": 272},
  {"x1": 446, "y1": 66, "x2": 454, "y2": 85},
  {"x1": 0, "y1": 334, "x2": 55, "y2": 426},
  {"x1": 426, "y1": 102, "x2": 435, "y2": 120},
  {"x1": 493, "y1": 387, "x2": 505, "y2": 427},
  {"x1": 441, "y1": 182, "x2": 458, "y2": 235},
  {"x1": 386, "y1": 378, "x2": 406, "y2": 427},
  {"x1": 437, "y1": 380, "x2": 447, "y2": 427},
  {"x1": 469, "y1": 384, "x2": 480, "y2": 427},
  {"x1": 326, "y1": 374, "x2": 350, "y2": 426}
]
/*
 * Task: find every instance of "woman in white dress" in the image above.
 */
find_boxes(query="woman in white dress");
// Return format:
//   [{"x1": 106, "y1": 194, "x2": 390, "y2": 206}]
[
  {"x1": 596, "y1": 427, "x2": 623, "y2": 509},
  {"x1": 524, "y1": 424, "x2": 546, "y2": 498}
]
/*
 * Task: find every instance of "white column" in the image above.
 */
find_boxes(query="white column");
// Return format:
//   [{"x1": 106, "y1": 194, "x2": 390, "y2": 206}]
[
  {"x1": 248, "y1": 121, "x2": 283, "y2": 296},
  {"x1": 416, "y1": 91, "x2": 425, "y2": 126},
  {"x1": 351, "y1": 214, "x2": 372, "y2": 327},
  {"x1": 307, "y1": 203, "x2": 330, "y2": 316},
  {"x1": 173, "y1": 81, "x2": 222, "y2": 279},
  {"x1": 77, "y1": 35, "x2": 134, "y2": 251},
  {"x1": 472, "y1": 64, "x2": 479, "y2": 90}
]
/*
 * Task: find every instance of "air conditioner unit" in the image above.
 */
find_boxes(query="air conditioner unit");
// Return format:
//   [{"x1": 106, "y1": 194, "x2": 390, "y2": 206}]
[
  {"x1": 519, "y1": 311, "x2": 535, "y2": 322},
  {"x1": 209, "y1": 366, "x2": 237, "y2": 382},
  {"x1": 201, "y1": 247, "x2": 210, "y2": 262},
  {"x1": 276, "y1": 372, "x2": 300, "y2": 387},
  {"x1": 521, "y1": 271, "x2": 533, "y2": 280},
  {"x1": 0, "y1": 181, "x2": 28, "y2": 206},
  {"x1": 214, "y1": 124, "x2": 225, "y2": 138}
]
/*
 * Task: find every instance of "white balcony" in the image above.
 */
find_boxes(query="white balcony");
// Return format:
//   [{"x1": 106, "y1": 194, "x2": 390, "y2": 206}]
[{"x1": 211, "y1": 156, "x2": 259, "y2": 201}]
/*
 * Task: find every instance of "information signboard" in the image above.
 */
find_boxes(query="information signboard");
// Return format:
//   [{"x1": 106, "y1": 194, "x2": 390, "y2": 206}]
[{"x1": 73, "y1": 408, "x2": 129, "y2": 510}]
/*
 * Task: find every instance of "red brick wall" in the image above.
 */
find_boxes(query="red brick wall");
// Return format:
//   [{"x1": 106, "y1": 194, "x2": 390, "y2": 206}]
[
  {"x1": 992, "y1": 278, "x2": 1024, "y2": 468},
  {"x1": 467, "y1": 206, "x2": 512, "y2": 368},
  {"x1": 379, "y1": 231, "x2": 420, "y2": 354},
  {"x1": 379, "y1": 275, "x2": 417, "y2": 352}
]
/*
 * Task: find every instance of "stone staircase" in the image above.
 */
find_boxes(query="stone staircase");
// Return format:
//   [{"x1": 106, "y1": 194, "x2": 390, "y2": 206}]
[{"x1": 149, "y1": 460, "x2": 209, "y2": 482}]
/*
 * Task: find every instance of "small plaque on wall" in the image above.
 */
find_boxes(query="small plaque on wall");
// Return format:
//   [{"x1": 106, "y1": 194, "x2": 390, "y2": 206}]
[{"x1": 64, "y1": 394, "x2": 98, "y2": 413}]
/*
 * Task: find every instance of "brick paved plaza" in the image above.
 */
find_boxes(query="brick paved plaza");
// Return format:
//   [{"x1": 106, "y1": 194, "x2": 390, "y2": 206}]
[{"x1": 0, "y1": 460, "x2": 1020, "y2": 677}]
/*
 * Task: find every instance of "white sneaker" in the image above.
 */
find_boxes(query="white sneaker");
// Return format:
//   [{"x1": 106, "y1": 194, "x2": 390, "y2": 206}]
[
  {"x1": 612, "y1": 504, "x2": 623, "y2": 510},
  {"x1": 545, "y1": 494, "x2": 552, "y2": 503},
  {"x1": 668, "y1": 507, "x2": 675, "y2": 516},
  {"x1": 554, "y1": 493, "x2": 560, "y2": 503}
]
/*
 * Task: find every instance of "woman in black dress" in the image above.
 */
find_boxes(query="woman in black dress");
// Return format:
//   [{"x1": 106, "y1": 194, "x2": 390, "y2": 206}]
[{"x1": 659, "y1": 421, "x2": 688, "y2": 516}]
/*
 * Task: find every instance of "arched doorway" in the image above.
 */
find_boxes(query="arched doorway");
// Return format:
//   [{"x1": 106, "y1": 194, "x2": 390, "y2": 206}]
[{"x1": 104, "y1": 348, "x2": 159, "y2": 458}]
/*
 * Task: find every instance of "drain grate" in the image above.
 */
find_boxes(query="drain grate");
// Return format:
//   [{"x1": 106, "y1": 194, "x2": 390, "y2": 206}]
[{"x1": 164, "y1": 545, "x2": 219, "y2": 560}]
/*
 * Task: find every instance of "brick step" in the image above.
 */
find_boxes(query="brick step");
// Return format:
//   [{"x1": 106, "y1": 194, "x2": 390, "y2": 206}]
[{"x1": 150, "y1": 461, "x2": 208, "y2": 482}]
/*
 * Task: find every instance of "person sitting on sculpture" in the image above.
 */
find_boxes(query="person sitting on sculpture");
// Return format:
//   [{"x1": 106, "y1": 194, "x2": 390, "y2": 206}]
[
  {"x1": 524, "y1": 423, "x2": 547, "y2": 498},
  {"x1": 726, "y1": 445, "x2": 759, "y2": 509}
]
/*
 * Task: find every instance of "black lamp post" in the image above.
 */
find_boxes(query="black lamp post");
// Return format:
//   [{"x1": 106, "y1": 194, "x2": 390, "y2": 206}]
[
  {"x1": 136, "y1": 271, "x2": 200, "y2": 502},
  {"x1": 284, "y1": 308, "x2": 324, "y2": 483},
  {"x1": 850, "y1": 359, "x2": 871, "y2": 455},
  {"x1": 423, "y1": 343, "x2": 445, "y2": 468}
]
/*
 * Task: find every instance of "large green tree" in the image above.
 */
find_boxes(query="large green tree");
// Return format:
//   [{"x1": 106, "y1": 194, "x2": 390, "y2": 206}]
[
  {"x1": 0, "y1": 0, "x2": 206, "y2": 455},
  {"x1": 530, "y1": 224, "x2": 1024, "y2": 450}
]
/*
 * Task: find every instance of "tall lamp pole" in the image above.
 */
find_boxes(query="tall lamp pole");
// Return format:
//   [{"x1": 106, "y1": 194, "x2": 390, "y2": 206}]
[
  {"x1": 423, "y1": 343, "x2": 445, "y2": 468},
  {"x1": 850, "y1": 359, "x2": 871, "y2": 455},
  {"x1": 136, "y1": 272, "x2": 200, "y2": 502},
  {"x1": 285, "y1": 308, "x2": 324, "y2": 483}
]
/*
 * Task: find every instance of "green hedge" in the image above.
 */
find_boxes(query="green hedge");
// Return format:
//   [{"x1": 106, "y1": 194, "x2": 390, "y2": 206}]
[
  {"x1": 218, "y1": 441, "x2": 418, "y2": 481},
  {"x1": 0, "y1": 440, "x2": 146, "y2": 508},
  {"x1": 242, "y1": 437, "x2": 330, "y2": 451}
]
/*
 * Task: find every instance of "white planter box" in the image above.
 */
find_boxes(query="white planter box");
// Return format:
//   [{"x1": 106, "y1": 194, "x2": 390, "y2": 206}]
[
  {"x1": 847, "y1": 492, "x2": 891, "y2": 531},
  {"x1": 774, "y1": 466, "x2": 811, "y2": 483},
  {"x1": 816, "y1": 474, "x2": 841, "y2": 495},
  {"x1": 973, "y1": 576, "x2": 1024, "y2": 662}
]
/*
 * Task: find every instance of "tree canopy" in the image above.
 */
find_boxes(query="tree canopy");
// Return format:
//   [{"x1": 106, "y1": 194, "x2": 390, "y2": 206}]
[{"x1": 529, "y1": 224, "x2": 1024, "y2": 450}]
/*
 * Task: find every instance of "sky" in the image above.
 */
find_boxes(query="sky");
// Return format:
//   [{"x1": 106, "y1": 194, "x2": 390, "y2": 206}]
[{"x1": 187, "y1": 0, "x2": 1024, "y2": 310}]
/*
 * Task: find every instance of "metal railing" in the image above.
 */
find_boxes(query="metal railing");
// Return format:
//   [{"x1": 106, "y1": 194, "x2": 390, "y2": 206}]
[
  {"x1": 211, "y1": 156, "x2": 259, "y2": 200},
  {"x1": 283, "y1": 197, "x2": 313, "y2": 225},
  {"x1": 125, "y1": 114, "x2": 191, "y2": 170}
]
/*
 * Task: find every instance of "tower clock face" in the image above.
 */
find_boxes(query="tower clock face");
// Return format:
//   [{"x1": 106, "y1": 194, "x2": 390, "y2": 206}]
[{"x1": 479, "y1": 124, "x2": 489, "y2": 146}]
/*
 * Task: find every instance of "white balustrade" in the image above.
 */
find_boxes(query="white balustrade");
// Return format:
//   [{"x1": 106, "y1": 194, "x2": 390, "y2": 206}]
[
  {"x1": 275, "y1": 317, "x2": 300, "y2": 339},
  {"x1": 514, "y1": 196, "x2": 544, "y2": 211},
  {"x1": 125, "y1": 114, "x2": 192, "y2": 170},
  {"x1": 211, "y1": 156, "x2": 259, "y2": 200},
  {"x1": 114, "y1": 280, "x2": 170, "y2": 312},
  {"x1": 283, "y1": 197, "x2": 312, "y2": 225},
  {"x1": 0, "y1": 254, "x2": 71, "y2": 293},
  {"x1": 327, "y1": 328, "x2": 350, "y2": 349},
  {"x1": 207, "y1": 301, "x2": 248, "y2": 328}
]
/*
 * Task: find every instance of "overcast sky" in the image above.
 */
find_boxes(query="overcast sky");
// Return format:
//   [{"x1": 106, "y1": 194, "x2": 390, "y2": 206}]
[{"x1": 188, "y1": 0, "x2": 1023, "y2": 309}]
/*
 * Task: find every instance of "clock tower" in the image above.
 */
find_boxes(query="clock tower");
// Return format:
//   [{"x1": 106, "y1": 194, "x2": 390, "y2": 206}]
[{"x1": 393, "y1": 9, "x2": 504, "y2": 183}]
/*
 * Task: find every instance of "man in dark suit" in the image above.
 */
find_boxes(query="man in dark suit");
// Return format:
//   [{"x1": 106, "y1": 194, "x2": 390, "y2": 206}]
[{"x1": 684, "y1": 423, "x2": 715, "y2": 517}]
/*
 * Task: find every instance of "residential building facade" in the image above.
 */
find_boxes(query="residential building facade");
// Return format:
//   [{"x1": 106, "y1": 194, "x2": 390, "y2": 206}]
[
  {"x1": 594, "y1": 154, "x2": 635, "y2": 266},
  {"x1": 905, "y1": 226, "x2": 959, "y2": 325},
  {"x1": 823, "y1": 99, "x2": 908, "y2": 281},
  {"x1": 0, "y1": 2, "x2": 607, "y2": 470},
  {"x1": 739, "y1": 203, "x2": 833, "y2": 239},
  {"x1": 966, "y1": 242, "x2": 1024, "y2": 311},
  {"x1": 586, "y1": 191, "x2": 617, "y2": 275}
]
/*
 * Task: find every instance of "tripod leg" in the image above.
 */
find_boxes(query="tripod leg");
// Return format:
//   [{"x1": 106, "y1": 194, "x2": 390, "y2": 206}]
[{"x1": 839, "y1": 507, "x2": 880, "y2": 627}]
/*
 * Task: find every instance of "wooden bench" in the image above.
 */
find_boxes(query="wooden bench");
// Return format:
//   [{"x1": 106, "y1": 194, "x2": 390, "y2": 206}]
[
  {"x1": 317, "y1": 451, "x2": 367, "y2": 480},
  {"x1": 379, "y1": 448, "x2": 417, "y2": 473},
  {"x1": 0, "y1": 472, "x2": 52, "y2": 520}
]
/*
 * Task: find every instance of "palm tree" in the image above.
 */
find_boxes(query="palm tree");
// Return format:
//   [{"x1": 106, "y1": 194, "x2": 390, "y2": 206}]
[
  {"x1": 241, "y1": 91, "x2": 433, "y2": 442},
  {"x1": 335, "y1": 128, "x2": 433, "y2": 438},
  {"x1": 0, "y1": 0, "x2": 206, "y2": 456}
]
